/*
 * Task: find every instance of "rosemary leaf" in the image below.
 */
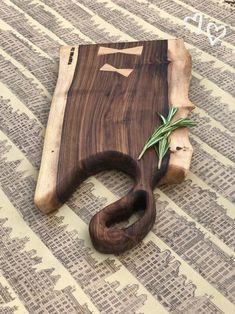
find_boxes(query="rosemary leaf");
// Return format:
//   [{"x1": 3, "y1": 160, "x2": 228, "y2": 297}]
[
  {"x1": 158, "y1": 113, "x2": 167, "y2": 125},
  {"x1": 138, "y1": 108, "x2": 197, "y2": 168},
  {"x1": 156, "y1": 136, "x2": 170, "y2": 169},
  {"x1": 166, "y1": 107, "x2": 178, "y2": 122}
]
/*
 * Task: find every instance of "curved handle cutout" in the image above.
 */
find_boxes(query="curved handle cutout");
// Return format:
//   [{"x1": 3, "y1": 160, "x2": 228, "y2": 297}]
[
  {"x1": 89, "y1": 188, "x2": 155, "y2": 254},
  {"x1": 54, "y1": 151, "x2": 169, "y2": 254}
]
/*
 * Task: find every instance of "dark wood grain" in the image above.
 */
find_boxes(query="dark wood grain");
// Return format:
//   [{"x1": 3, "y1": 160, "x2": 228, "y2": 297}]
[
  {"x1": 57, "y1": 40, "x2": 169, "y2": 253},
  {"x1": 35, "y1": 39, "x2": 194, "y2": 254}
]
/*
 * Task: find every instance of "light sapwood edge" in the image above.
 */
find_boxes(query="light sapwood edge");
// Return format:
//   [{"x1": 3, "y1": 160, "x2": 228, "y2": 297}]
[
  {"x1": 34, "y1": 46, "x2": 79, "y2": 213},
  {"x1": 160, "y1": 38, "x2": 195, "y2": 185}
]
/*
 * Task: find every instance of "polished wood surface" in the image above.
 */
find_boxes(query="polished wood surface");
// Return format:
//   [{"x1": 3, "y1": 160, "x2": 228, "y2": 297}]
[{"x1": 35, "y1": 39, "x2": 194, "y2": 254}]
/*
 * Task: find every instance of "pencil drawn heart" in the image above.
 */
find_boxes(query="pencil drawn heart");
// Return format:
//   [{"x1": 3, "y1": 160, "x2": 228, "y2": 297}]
[
  {"x1": 184, "y1": 13, "x2": 203, "y2": 33},
  {"x1": 207, "y1": 23, "x2": 226, "y2": 46}
]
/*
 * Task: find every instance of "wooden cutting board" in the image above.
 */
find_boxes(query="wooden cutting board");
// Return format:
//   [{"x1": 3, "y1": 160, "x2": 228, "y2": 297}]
[{"x1": 35, "y1": 39, "x2": 194, "y2": 254}]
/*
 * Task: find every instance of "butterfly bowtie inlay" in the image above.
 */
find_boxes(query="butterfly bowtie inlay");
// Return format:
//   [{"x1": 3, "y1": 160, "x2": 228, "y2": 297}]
[
  {"x1": 100, "y1": 63, "x2": 133, "y2": 77},
  {"x1": 98, "y1": 46, "x2": 143, "y2": 55},
  {"x1": 98, "y1": 45, "x2": 143, "y2": 77}
]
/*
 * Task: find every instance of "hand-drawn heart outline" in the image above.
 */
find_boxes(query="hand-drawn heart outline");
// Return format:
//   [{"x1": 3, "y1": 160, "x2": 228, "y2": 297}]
[
  {"x1": 207, "y1": 23, "x2": 226, "y2": 46},
  {"x1": 184, "y1": 13, "x2": 203, "y2": 34}
]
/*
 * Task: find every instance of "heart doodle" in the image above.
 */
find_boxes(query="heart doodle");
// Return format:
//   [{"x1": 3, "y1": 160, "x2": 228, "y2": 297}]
[
  {"x1": 184, "y1": 13, "x2": 203, "y2": 34},
  {"x1": 207, "y1": 23, "x2": 226, "y2": 46}
]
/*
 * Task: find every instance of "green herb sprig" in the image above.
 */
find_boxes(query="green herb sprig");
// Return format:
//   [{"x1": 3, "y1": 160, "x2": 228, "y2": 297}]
[{"x1": 137, "y1": 108, "x2": 197, "y2": 169}]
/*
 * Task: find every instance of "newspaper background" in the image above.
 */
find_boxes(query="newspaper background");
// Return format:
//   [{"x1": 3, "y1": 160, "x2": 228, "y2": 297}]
[{"x1": 0, "y1": 0, "x2": 234, "y2": 313}]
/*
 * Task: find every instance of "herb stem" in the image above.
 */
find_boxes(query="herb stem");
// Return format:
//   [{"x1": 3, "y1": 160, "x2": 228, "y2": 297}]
[{"x1": 138, "y1": 108, "x2": 196, "y2": 168}]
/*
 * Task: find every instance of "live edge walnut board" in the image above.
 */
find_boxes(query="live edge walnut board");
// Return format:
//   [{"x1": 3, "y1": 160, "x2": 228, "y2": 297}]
[{"x1": 35, "y1": 39, "x2": 195, "y2": 254}]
